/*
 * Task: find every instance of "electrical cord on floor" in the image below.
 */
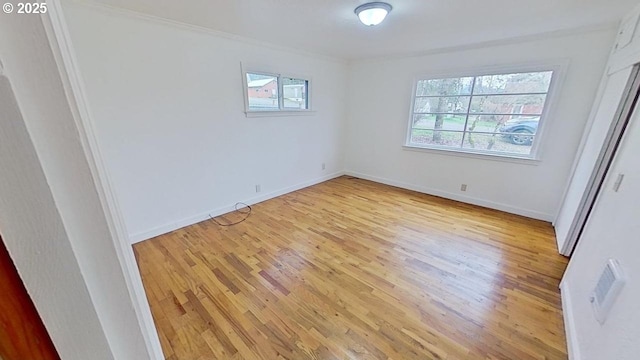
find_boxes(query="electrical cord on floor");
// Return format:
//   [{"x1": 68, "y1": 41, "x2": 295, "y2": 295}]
[{"x1": 209, "y1": 202, "x2": 252, "y2": 226}]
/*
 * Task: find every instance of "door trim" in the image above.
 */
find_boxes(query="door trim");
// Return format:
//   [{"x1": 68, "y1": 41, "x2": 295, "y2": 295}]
[{"x1": 40, "y1": 3, "x2": 164, "y2": 359}]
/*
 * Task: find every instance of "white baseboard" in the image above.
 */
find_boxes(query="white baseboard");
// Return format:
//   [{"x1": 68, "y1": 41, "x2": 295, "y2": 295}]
[
  {"x1": 560, "y1": 281, "x2": 581, "y2": 360},
  {"x1": 129, "y1": 171, "x2": 345, "y2": 244},
  {"x1": 131, "y1": 169, "x2": 554, "y2": 244},
  {"x1": 345, "y1": 171, "x2": 554, "y2": 221}
]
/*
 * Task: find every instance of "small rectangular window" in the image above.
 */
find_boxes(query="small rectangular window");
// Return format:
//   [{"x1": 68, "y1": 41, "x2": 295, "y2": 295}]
[
  {"x1": 408, "y1": 70, "x2": 554, "y2": 158},
  {"x1": 243, "y1": 70, "x2": 311, "y2": 114}
]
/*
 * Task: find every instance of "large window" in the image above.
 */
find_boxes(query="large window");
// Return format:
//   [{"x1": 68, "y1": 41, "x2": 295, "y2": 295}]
[
  {"x1": 407, "y1": 70, "x2": 554, "y2": 158},
  {"x1": 244, "y1": 71, "x2": 310, "y2": 114}
]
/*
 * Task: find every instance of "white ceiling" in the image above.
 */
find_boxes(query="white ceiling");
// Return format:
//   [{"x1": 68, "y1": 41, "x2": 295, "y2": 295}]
[{"x1": 89, "y1": 0, "x2": 638, "y2": 60}]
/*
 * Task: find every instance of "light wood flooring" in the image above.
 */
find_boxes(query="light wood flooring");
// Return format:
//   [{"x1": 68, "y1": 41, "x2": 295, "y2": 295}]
[{"x1": 133, "y1": 176, "x2": 568, "y2": 359}]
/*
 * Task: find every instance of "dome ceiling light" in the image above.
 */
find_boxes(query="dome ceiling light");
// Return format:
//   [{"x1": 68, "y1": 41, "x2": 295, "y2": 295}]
[{"x1": 355, "y1": 2, "x2": 393, "y2": 26}]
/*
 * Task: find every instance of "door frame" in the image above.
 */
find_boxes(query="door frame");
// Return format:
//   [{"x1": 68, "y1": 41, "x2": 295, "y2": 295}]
[
  {"x1": 561, "y1": 64, "x2": 640, "y2": 255},
  {"x1": 41, "y1": 2, "x2": 164, "y2": 359}
]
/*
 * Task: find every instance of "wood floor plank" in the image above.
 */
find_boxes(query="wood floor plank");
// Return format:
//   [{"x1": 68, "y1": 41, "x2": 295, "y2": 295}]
[{"x1": 134, "y1": 176, "x2": 568, "y2": 359}]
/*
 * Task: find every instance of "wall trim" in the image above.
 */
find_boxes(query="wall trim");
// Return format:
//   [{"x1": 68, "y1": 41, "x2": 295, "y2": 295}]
[
  {"x1": 355, "y1": 23, "x2": 617, "y2": 64},
  {"x1": 68, "y1": 0, "x2": 346, "y2": 65},
  {"x1": 345, "y1": 171, "x2": 554, "y2": 221},
  {"x1": 71, "y1": 0, "x2": 615, "y2": 65},
  {"x1": 560, "y1": 281, "x2": 581, "y2": 360},
  {"x1": 131, "y1": 171, "x2": 346, "y2": 244}
]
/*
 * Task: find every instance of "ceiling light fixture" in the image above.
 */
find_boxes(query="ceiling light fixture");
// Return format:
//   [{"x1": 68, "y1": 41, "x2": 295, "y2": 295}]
[{"x1": 355, "y1": 2, "x2": 392, "y2": 26}]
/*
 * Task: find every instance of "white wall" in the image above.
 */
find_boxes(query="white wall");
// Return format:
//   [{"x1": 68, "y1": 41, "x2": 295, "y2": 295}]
[
  {"x1": 344, "y1": 30, "x2": 615, "y2": 221},
  {"x1": 0, "y1": 11, "x2": 149, "y2": 360},
  {"x1": 60, "y1": 1, "x2": 349, "y2": 242},
  {"x1": 560, "y1": 88, "x2": 640, "y2": 360}
]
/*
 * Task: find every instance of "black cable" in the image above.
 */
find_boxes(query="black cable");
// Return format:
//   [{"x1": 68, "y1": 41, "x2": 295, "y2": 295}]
[{"x1": 209, "y1": 202, "x2": 252, "y2": 226}]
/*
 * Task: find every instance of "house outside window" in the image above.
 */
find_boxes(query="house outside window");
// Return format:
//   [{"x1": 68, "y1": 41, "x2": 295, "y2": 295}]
[{"x1": 244, "y1": 70, "x2": 311, "y2": 114}]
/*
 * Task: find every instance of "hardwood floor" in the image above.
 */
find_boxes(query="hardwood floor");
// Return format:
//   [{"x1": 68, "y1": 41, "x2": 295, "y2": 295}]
[{"x1": 133, "y1": 176, "x2": 568, "y2": 360}]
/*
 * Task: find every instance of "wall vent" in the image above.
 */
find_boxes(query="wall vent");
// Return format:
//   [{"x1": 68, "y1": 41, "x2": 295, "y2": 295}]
[{"x1": 591, "y1": 259, "x2": 625, "y2": 324}]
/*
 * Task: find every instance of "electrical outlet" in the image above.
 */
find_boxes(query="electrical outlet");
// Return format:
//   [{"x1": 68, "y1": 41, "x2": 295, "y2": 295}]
[
  {"x1": 322, "y1": 163, "x2": 326, "y2": 170},
  {"x1": 255, "y1": 184, "x2": 261, "y2": 193},
  {"x1": 461, "y1": 184, "x2": 467, "y2": 192}
]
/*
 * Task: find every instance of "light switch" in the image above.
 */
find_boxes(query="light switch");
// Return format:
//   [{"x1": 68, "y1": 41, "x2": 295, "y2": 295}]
[{"x1": 613, "y1": 174, "x2": 625, "y2": 192}]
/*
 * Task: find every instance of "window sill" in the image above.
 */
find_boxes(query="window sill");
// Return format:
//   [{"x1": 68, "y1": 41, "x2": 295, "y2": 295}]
[
  {"x1": 402, "y1": 145, "x2": 541, "y2": 165},
  {"x1": 245, "y1": 110, "x2": 316, "y2": 118}
]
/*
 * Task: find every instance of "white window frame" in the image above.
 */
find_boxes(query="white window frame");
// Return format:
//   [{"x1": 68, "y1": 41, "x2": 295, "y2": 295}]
[
  {"x1": 242, "y1": 65, "x2": 314, "y2": 117},
  {"x1": 404, "y1": 61, "x2": 568, "y2": 162}
]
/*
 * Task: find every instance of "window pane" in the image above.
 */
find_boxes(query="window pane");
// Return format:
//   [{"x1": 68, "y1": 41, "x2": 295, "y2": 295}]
[
  {"x1": 469, "y1": 94, "x2": 547, "y2": 115},
  {"x1": 412, "y1": 114, "x2": 467, "y2": 132},
  {"x1": 246, "y1": 73, "x2": 279, "y2": 110},
  {"x1": 416, "y1": 77, "x2": 474, "y2": 96},
  {"x1": 497, "y1": 116, "x2": 539, "y2": 136},
  {"x1": 465, "y1": 114, "x2": 507, "y2": 133},
  {"x1": 414, "y1": 96, "x2": 470, "y2": 114},
  {"x1": 410, "y1": 129, "x2": 463, "y2": 147},
  {"x1": 282, "y1": 77, "x2": 308, "y2": 110},
  {"x1": 465, "y1": 115, "x2": 540, "y2": 134},
  {"x1": 473, "y1": 71, "x2": 553, "y2": 95},
  {"x1": 462, "y1": 133, "x2": 533, "y2": 155}
]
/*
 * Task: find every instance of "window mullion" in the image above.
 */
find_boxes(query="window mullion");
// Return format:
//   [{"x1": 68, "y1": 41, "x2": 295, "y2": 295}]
[
  {"x1": 278, "y1": 75, "x2": 284, "y2": 110},
  {"x1": 460, "y1": 77, "x2": 477, "y2": 149}
]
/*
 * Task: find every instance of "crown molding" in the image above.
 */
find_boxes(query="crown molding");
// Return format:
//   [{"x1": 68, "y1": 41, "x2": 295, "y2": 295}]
[
  {"x1": 69, "y1": 0, "x2": 348, "y2": 65},
  {"x1": 69, "y1": 0, "x2": 618, "y2": 65},
  {"x1": 352, "y1": 22, "x2": 619, "y2": 64}
]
